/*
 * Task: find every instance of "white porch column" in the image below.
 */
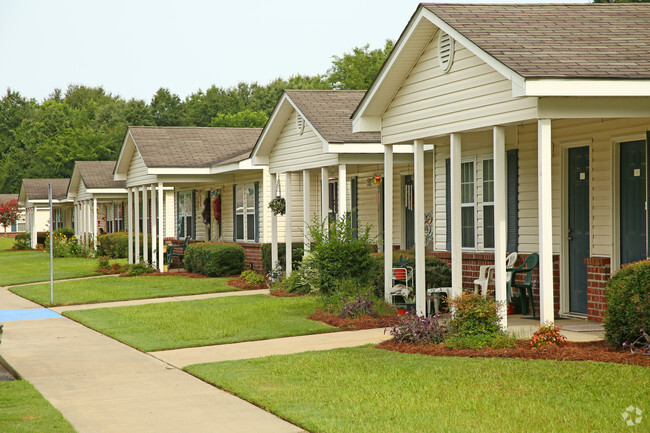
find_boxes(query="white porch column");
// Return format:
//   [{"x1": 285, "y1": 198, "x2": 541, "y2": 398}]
[
  {"x1": 538, "y1": 119, "x2": 554, "y2": 325},
  {"x1": 30, "y1": 208, "x2": 37, "y2": 249},
  {"x1": 493, "y1": 126, "x2": 508, "y2": 329},
  {"x1": 73, "y1": 204, "x2": 78, "y2": 238},
  {"x1": 151, "y1": 183, "x2": 157, "y2": 268},
  {"x1": 157, "y1": 182, "x2": 164, "y2": 272},
  {"x1": 321, "y1": 167, "x2": 329, "y2": 225},
  {"x1": 383, "y1": 144, "x2": 394, "y2": 303},
  {"x1": 127, "y1": 188, "x2": 133, "y2": 264},
  {"x1": 338, "y1": 164, "x2": 347, "y2": 217},
  {"x1": 142, "y1": 186, "x2": 148, "y2": 263},
  {"x1": 450, "y1": 133, "x2": 463, "y2": 300},
  {"x1": 303, "y1": 169, "x2": 311, "y2": 253},
  {"x1": 414, "y1": 139, "x2": 426, "y2": 316},
  {"x1": 84, "y1": 201, "x2": 89, "y2": 246},
  {"x1": 92, "y1": 197, "x2": 97, "y2": 250},
  {"x1": 86, "y1": 200, "x2": 91, "y2": 246},
  {"x1": 134, "y1": 186, "x2": 140, "y2": 263},
  {"x1": 285, "y1": 172, "x2": 293, "y2": 276},
  {"x1": 270, "y1": 173, "x2": 278, "y2": 268}
]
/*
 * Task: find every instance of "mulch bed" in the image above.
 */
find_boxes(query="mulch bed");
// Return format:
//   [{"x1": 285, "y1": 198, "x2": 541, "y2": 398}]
[
  {"x1": 378, "y1": 339, "x2": 650, "y2": 367},
  {"x1": 226, "y1": 278, "x2": 265, "y2": 291},
  {"x1": 309, "y1": 311, "x2": 401, "y2": 331},
  {"x1": 269, "y1": 288, "x2": 307, "y2": 297}
]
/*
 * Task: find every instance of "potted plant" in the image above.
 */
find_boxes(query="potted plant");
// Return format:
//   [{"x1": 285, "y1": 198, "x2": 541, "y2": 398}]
[{"x1": 268, "y1": 196, "x2": 286, "y2": 216}]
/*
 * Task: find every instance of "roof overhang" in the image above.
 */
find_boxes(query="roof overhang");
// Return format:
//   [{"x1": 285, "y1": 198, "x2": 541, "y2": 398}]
[
  {"x1": 353, "y1": 5, "x2": 650, "y2": 132},
  {"x1": 114, "y1": 130, "x2": 137, "y2": 181}
]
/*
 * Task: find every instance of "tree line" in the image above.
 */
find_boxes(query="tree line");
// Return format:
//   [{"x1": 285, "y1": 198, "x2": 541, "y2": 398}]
[{"x1": 0, "y1": 41, "x2": 393, "y2": 194}]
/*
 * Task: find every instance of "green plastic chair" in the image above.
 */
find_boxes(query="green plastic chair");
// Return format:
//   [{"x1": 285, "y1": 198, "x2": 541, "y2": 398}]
[
  {"x1": 172, "y1": 236, "x2": 192, "y2": 263},
  {"x1": 506, "y1": 253, "x2": 539, "y2": 316},
  {"x1": 165, "y1": 245, "x2": 174, "y2": 268}
]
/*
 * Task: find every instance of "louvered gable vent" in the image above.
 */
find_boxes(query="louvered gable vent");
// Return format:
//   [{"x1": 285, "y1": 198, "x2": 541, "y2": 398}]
[
  {"x1": 438, "y1": 31, "x2": 454, "y2": 73},
  {"x1": 296, "y1": 113, "x2": 305, "y2": 135}
]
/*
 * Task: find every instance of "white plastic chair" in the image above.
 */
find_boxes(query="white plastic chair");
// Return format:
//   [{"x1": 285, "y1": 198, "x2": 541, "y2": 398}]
[{"x1": 473, "y1": 252, "x2": 519, "y2": 296}]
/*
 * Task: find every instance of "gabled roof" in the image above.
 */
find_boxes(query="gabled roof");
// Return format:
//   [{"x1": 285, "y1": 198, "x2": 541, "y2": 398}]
[
  {"x1": 285, "y1": 90, "x2": 380, "y2": 144},
  {"x1": 353, "y1": 3, "x2": 650, "y2": 125},
  {"x1": 21, "y1": 179, "x2": 70, "y2": 201},
  {"x1": 252, "y1": 90, "x2": 381, "y2": 162},
  {"x1": 0, "y1": 194, "x2": 19, "y2": 204},
  {"x1": 76, "y1": 161, "x2": 126, "y2": 189},
  {"x1": 422, "y1": 3, "x2": 650, "y2": 79},
  {"x1": 128, "y1": 126, "x2": 262, "y2": 168}
]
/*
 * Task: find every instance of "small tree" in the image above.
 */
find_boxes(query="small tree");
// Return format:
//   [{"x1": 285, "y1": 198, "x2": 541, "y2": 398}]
[{"x1": 0, "y1": 198, "x2": 20, "y2": 231}]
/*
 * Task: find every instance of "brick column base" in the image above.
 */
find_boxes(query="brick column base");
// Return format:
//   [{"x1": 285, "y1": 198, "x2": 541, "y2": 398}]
[{"x1": 585, "y1": 256, "x2": 610, "y2": 322}]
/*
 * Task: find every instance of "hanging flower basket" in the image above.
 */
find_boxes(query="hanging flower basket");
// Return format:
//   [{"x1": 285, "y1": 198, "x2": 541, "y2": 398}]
[{"x1": 268, "y1": 196, "x2": 286, "y2": 216}]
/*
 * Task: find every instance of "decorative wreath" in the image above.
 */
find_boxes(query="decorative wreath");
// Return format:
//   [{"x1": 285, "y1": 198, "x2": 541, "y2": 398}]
[{"x1": 212, "y1": 195, "x2": 221, "y2": 224}]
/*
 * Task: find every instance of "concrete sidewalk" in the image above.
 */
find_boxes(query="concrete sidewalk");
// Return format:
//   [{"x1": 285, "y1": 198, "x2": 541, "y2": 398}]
[
  {"x1": 151, "y1": 328, "x2": 391, "y2": 368},
  {"x1": 0, "y1": 291, "x2": 304, "y2": 433}
]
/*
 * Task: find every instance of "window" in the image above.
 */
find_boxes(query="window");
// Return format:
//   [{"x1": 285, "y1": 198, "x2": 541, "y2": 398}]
[
  {"x1": 461, "y1": 160, "x2": 475, "y2": 248},
  {"x1": 177, "y1": 191, "x2": 194, "y2": 238},
  {"x1": 106, "y1": 204, "x2": 114, "y2": 233},
  {"x1": 115, "y1": 203, "x2": 124, "y2": 232},
  {"x1": 235, "y1": 184, "x2": 256, "y2": 242},
  {"x1": 328, "y1": 179, "x2": 338, "y2": 221},
  {"x1": 52, "y1": 208, "x2": 63, "y2": 230},
  {"x1": 483, "y1": 158, "x2": 495, "y2": 249}
]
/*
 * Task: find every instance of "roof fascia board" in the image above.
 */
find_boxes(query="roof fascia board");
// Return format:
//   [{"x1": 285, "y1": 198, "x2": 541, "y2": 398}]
[
  {"x1": 521, "y1": 79, "x2": 650, "y2": 97},
  {"x1": 251, "y1": 93, "x2": 293, "y2": 160},
  {"x1": 147, "y1": 167, "x2": 212, "y2": 175},
  {"x1": 85, "y1": 188, "x2": 129, "y2": 194},
  {"x1": 114, "y1": 130, "x2": 136, "y2": 179},
  {"x1": 537, "y1": 96, "x2": 650, "y2": 118},
  {"x1": 419, "y1": 9, "x2": 525, "y2": 89}
]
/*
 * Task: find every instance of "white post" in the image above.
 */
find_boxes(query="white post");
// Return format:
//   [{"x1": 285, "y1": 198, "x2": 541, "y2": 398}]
[
  {"x1": 151, "y1": 183, "x2": 157, "y2": 268},
  {"x1": 303, "y1": 169, "x2": 311, "y2": 253},
  {"x1": 92, "y1": 197, "x2": 97, "y2": 250},
  {"x1": 493, "y1": 126, "x2": 508, "y2": 330},
  {"x1": 285, "y1": 172, "x2": 293, "y2": 276},
  {"x1": 414, "y1": 139, "x2": 426, "y2": 316},
  {"x1": 270, "y1": 173, "x2": 278, "y2": 268},
  {"x1": 142, "y1": 186, "x2": 148, "y2": 263},
  {"x1": 538, "y1": 119, "x2": 554, "y2": 325},
  {"x1": 384, "y1": 144, "x2": 394, "y2": 303},
  {"x1": 431, "y1": 144, "x2": 437, "y2": 249},
  {"x1": 86, "y1": 200, "x2": 91, "y2": 247},
  {"x1": 134, "y1": 185, "x2": 140, "y2": 263},
  {"x1": 157, "y1": 183, "x2": 164, "y2": 272},
  {"x1": 73, "y1": 203, "x2": 78, "y2": 238},
  {"x1": 84, "y1": 201, "x2": 89, "y2": 246},
  {"x1": 127, "y1": 188, "x2": 133, "y2": 264},
  {"x1": 450, "y1": 133, "x2": 463, "y2": 301},
  {"x1": 321, "y1": 167, "x2": 329, "y2": 225},
  {"x1": 338, "y1": 164, "x2": 347, "y2": 217},
  {"x1": 31, "y1": 208, "x2": 37, "y2": 249}
]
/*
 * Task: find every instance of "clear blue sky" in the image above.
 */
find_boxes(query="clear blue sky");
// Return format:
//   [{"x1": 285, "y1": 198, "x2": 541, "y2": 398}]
[{"x1": 0, "y1": 0, "x2": 590, "y2": 102}]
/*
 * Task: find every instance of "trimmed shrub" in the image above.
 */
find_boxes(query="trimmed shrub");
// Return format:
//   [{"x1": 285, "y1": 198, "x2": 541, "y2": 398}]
[
  {"x1": 240, "y1": 270, "x2": 264, "y2": 285},
  {"x1": 261, "y1": 243, "x2": 304, "y2": 273},
  {"x1": 183, "y1": 242, "x2": 245, "y2": 277},
  {"x1": 122, "y1": 261, "x2": 156, "y2": 276},
  {"x1": 447, "y1": 292, "x2": 502, "y2": 337},
  {"x1": 530, "y1": 322, "x2": 567, "y2": 349},
  {"x1": 604, "y1": 260, "x2": 650, "y2": 348},
  {"x1": 12, "y1": 233, "x2": 31, "y2": 250},
  {"x1": 97, "y1": 232, "x2": 152, "y2": 258}
]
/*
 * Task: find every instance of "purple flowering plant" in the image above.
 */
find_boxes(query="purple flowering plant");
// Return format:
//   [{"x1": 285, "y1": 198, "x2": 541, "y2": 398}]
[{"x1": 387, "y1": 312, "x2": 448, "y2": 345}]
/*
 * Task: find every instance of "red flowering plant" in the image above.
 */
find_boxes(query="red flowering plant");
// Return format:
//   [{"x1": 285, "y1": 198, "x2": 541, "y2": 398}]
[
  {"x1": 530, "y1": 321, "x2": 567, "y2": 349},
  {"x1": 0, "y1": 198, "x2": 20, "y2": 230}
]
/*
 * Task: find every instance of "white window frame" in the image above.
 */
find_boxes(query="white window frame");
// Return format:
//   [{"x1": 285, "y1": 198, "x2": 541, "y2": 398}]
[
  {"x1": 235, "y1": 183, "x2": 256, "y2": 242},
  {"x1": 461, "y1": 157, "x2": 477, "y2": 250},
  {"x1": 177, "y1": 191, "x2": 193, "y2": 238},
  {"x1": 52, "y1": 208, "x2": 63, "y2": 230},
  {"x1": 482, "y1": 156, "x2": 495, "y2": 251}
]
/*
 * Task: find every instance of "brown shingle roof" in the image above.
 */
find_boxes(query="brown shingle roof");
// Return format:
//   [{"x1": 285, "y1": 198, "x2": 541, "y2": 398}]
[
  {"x1": 76, "y1": 161, "x2": 125, "y2": 189},
  {"x1": 0, "y1": 194, "x2": 19, "y2": 203},
  {"x1": 129, "y1": 127, "x2": 262, "y2": 168},
  {"x1": 423, "y1": 3, "x2": 650, "y2": 79},
  {"x1": 22, "y1": 179, "x2": 70, "y2": 200},
  {"x1": 285, "y1": 90, "x2": 380, "y2": 143}
]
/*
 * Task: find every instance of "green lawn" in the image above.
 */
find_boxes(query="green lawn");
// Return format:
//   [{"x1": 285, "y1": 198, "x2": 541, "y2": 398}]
[
  {"x1": 0, "y1": 380, "x2": 76, "y2": 433},
  {"x1": 10, "y1": 275, "x2": 240, "y2": 307},
  {"x1": 0, "y1": 242, "x2": 125, "y2": 286},
  {"x1": 186, "y1": 346, "x2": 649, "y2": 433},
  {"x1": 64, "y1": 295, "x2": 335, "y2": 351}
]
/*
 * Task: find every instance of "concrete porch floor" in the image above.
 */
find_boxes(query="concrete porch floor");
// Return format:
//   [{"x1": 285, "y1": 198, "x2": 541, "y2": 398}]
[{"x1": 506, "y1": 314, "x2": 604, "y2": 342}]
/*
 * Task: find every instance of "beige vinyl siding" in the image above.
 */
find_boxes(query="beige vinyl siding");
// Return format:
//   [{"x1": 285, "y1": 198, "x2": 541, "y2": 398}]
[
  {"x1": 269, "y1": 111, "x2": 338, "y2": 173},
  {"x1": 75, "y1": 180, "x2": 91, "y2": 202},
  {"x1": 381, "y1": 33, "x2": 537, "y2": 144},
  {"x1": 126, "y1": 150, "x2": 156, "y2": 188}
]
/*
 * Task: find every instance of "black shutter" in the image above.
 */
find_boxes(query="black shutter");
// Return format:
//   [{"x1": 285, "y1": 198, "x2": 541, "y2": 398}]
[
  {"x1": 232, "y1": 185, "x2": 237, "y2": 242},
  {"x1": 254, "y1": 181, "x2": 260, "y2": 243},
  {"x1": 445, "y1": 158, "x2": 451, "y2": 251},
  {"x1": 176, "y1": 191, "x2": 182, "y2": 238},
  {"x1": 646, "y1": 131, "x2": 650, "y2": 257},
  {"x1": 506, "y1": 149, "x2": 519, "y2": 253},
  {"x1": 191, "y1": 190, "x2": 196, "y2": 239},
  {"x1": 351, "y1": 176, "x2": 358, "y2": 239}
]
